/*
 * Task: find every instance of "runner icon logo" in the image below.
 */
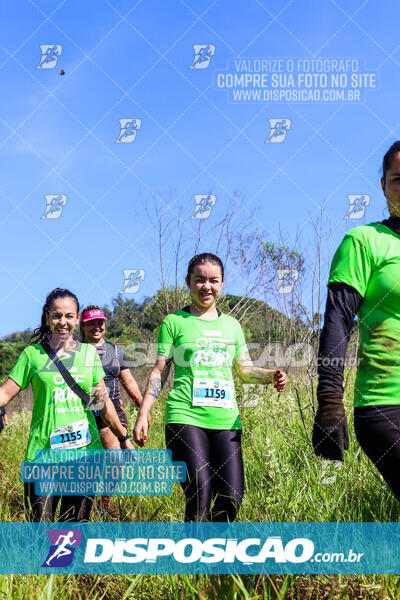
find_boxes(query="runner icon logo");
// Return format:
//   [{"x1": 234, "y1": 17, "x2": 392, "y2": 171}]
[
  {"x1": 41, "y1": 194, "x2": 67, "y2": 220},
  {"x1": 190, "y1": 194, "x2": 216, "y2": 219},
  {"x1": 120, "y1": 269, "x2": 146, "y2": 294},
  {"x1": 37, "y1": 45, "x2": 63, "y2": 69},
  {"x1": 115, "y1": 119, "x2": 142, "y2": 143},
  {"x1": 344, "y1": 195, "x2": 370, "y2": 219},
  {"x1": 265, "y1": 119, "x2": 291, "y2": 143},
  {"x1": 274, "y1": 270, "x2": 299, "y2": 294},
  {"x1": 42, "y1": 529, "x2": 82, "y2": 568},
  {"x1": 189, "y1": 45, "x2": 216, "y2": 69}
]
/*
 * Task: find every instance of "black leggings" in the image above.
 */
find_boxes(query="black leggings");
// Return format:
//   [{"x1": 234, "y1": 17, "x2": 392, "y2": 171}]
[
  {"x1": 354, "y1": 405, "x2": 400, "y2": 501},
  {"x1": 165, "y1": 424, "x2": 244, "y2": 522},
  {"x1": 24, "y1": 483, "x2": 94, "y2": 522}
]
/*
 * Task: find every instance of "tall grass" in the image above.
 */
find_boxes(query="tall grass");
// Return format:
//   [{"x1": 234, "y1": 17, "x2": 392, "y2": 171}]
[{"x1": 1, "y1": 376, "x2": 399, "y2": 599}]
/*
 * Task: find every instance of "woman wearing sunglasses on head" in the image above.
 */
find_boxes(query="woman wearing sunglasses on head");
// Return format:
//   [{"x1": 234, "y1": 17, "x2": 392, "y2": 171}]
[{"x1": 0, "y1": 288, "x2": 133, "y2": 522}]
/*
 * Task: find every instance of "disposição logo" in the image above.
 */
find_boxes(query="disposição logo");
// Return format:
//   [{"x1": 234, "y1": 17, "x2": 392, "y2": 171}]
[{"x1": 42, "y1": 529, "x2": 82, "y2": 568}]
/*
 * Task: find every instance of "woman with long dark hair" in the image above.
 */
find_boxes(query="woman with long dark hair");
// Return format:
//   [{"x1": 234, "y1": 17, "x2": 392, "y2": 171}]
[
  {"x1": 133, "y1": 253, "x2": 287, "y2": 522},
  {"x1": 313, "y1": 141, "x2": 400, "y2": 502},
  {"x1": 0, "y1": 288, "x2": 133, "y2": 522}
]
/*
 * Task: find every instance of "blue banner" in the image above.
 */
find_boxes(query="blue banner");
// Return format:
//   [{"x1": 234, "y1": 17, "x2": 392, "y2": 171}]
[{"x1": 0, "y1": 522, "x2": 398, "y2": 574}]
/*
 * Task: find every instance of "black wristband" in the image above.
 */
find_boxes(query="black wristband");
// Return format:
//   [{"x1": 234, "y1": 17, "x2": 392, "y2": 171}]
[{"x1": 117, "y1": 433, "x2": 130, "y2": 442}]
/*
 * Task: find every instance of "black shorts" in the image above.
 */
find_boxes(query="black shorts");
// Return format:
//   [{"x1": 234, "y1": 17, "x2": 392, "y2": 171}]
[{"x1": 94, "y1": 402, "x2": 128, "y2": 431}]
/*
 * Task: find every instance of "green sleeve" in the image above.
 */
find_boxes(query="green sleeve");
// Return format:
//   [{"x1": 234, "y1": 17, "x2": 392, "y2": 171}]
[
  {"x1": 8, "y1": 348, "x2": 33, "y2": 390},
  {"x1": 234, "y1": 320, "x2": 249, "y2": 358},
  {"x1": 328, "y1": 234, "x2": 373, "y2": 297},
  {"x1": 156, "y1": 317, "x2": 175, "y2": 358},
  {"x1": 91, "y1": 347, "x2": 105, "y2": 385}
]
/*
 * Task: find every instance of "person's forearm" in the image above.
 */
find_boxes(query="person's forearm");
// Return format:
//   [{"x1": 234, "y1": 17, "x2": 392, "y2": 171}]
[
  {"x1": 137, "y1": 371, "x2": 163, "y2": 416},
  {"x1": 0, "y1": 389, "x2": 11, "y2": 408},
  {"x1": 123, "y1": 379, "x2": 142, "y2": 407},
  {"x1": 0, "y1": 379, "x2": 20, "y2": 408},
  {"x1": 99, "y1": 400, "x2": 128, "y2": 438},
  {"x1": 317, "y1": 282, "x2": 362, "y2": 400},
  {"x1": 138, "y1": 359, "x2": 173, "y2": 416},
  {"x1": 238, "y1": 367, "x2": 275, "y2": 384}
]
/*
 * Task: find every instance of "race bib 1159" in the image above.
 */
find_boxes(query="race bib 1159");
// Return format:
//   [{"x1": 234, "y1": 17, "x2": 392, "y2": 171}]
[{"x1": 192, "y1": 378, "x2": 233, "y2": 408}]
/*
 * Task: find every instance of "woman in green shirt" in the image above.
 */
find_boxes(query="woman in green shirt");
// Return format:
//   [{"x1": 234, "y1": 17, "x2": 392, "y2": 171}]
[
  {"x1": 0, "y1": 288, "x2": 133, "y2": 522},
  {"x1": 133, "y1": 253, "x2": 287, "y2": 522},
  {"x1": 313, "y1": 141, "x2": 400, "y2": 502}
]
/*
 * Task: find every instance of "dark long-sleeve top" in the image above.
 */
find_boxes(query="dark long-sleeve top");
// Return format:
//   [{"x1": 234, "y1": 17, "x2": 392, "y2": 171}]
[{"x1": 317, "y1": 217, "x2": 400, "y2": 401}]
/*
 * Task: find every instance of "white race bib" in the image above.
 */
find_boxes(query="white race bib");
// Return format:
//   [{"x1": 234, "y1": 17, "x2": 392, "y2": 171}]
[
  {"x1": 50, "y1": 419, "x2": 91, "y2": 450},
  {"x1": 192, "y1": 378, "x2": 233, "y2": 409}
]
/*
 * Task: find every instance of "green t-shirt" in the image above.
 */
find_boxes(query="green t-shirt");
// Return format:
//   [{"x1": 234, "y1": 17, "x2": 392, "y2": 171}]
[
  {"x1": 9, "y1": 342, "x2": 105, "y2": 461},
  {"x1": 157, "y1": 310, "x2": 248, "y2": 429},
  {"x1": 329, "y1": 222, "x2": 400, "y2": 406}
]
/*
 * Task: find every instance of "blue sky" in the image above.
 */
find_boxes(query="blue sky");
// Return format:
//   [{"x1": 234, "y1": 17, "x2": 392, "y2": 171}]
[{"x1": 0, "y1": 0, "x2": 398, "y2": 336}]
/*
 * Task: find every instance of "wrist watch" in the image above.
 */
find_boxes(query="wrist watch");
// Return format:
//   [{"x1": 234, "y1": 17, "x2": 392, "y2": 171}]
[{"x1": 118, "y1": 432, "x2": 130, "y2": 442}]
